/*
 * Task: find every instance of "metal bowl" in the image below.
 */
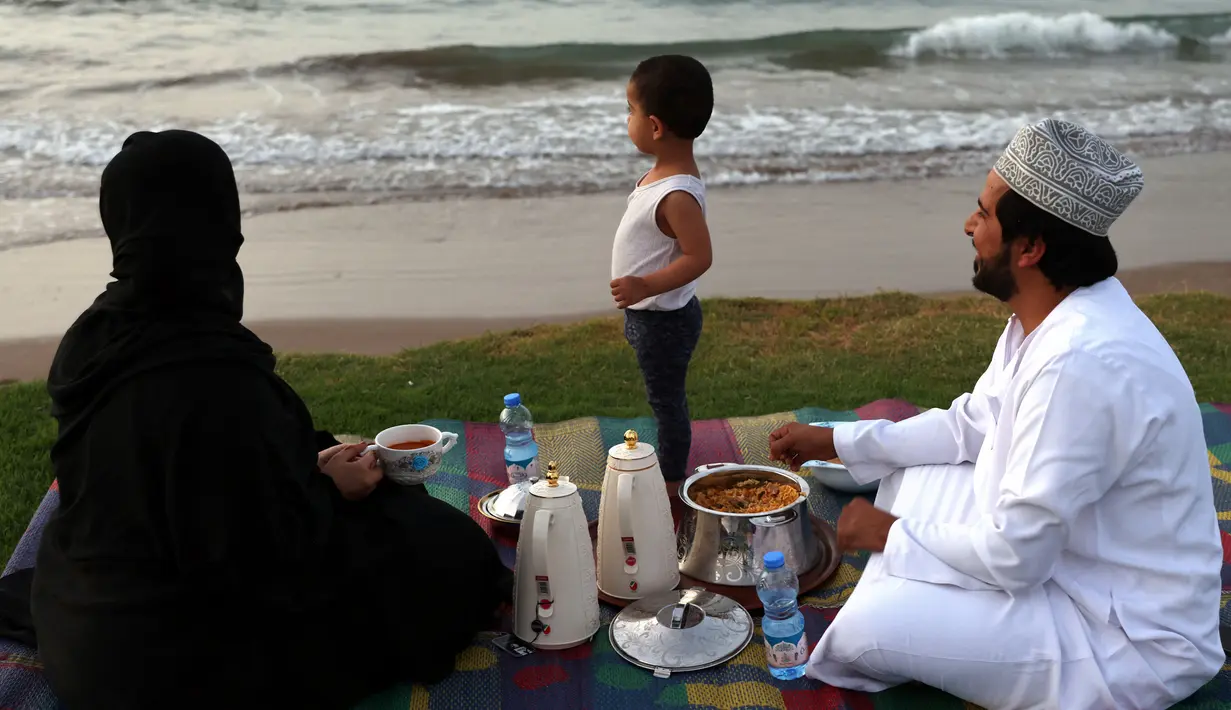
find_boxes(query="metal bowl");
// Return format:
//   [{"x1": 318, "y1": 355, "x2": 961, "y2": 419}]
[
  {"x1": 675, "y1": 464, "x2": 820, "y2": 587},
  {"x1": 802, "y1": 422, "x2": 880, "y2": 494},
  {"x1": 681, "y1": 465, "x2": 807, "y2": 518},
  {"x1": 801, "y1": 460, "x2": 879, "y2": 494}
]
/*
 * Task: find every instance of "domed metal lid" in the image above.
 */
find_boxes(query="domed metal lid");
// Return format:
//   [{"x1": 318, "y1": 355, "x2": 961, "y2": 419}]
[
  {"x1": 608, "y1": 588, "x2": 753, "y2": 678},
  {"x1": 486, "y1": 480, "x2": 533, "y2": 521}
]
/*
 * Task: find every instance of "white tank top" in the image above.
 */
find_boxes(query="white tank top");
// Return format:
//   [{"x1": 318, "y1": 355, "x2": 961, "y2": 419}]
[{"x1": 610, "y1": 173, "x2": 707, "y2": 311}]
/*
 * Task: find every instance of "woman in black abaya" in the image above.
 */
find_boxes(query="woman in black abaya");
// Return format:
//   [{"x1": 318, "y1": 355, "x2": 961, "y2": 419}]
[{"x1": 27, "y1": 130, "x2": 511, "y2": 709}]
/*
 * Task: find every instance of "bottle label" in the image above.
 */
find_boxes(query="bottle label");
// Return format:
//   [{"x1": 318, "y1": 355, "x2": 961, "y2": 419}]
[
  {"x1": 763, "y1": 628, "x2": 808, "y2": 669},
  {"x1": 505, "y1": 456, "x2": 539, "y2": 484}
]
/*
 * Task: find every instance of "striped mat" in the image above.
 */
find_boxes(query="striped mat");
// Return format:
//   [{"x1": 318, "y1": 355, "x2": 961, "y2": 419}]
[{"x1": 2, "y1": 399, "x2": 1230, "y2": 709}]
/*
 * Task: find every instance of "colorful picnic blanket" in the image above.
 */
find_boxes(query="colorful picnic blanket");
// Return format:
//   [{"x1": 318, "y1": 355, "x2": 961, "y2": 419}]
[{"x1": 3, "y1": 399, "x2": 1231, "y2": 709}]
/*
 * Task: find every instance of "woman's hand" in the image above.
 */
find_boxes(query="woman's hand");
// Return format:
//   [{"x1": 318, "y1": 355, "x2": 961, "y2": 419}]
[
  {"x1": 317, "y1": 443, "x2": 349, "y2": 471},
  {"x1": 319, "y1": 443, "x2": 383, "y2": 501}
]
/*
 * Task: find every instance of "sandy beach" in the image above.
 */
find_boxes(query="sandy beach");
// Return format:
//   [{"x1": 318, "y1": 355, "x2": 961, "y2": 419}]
[{"x1": 2, "y1": 150, "x2": 1228, "y2": 382}]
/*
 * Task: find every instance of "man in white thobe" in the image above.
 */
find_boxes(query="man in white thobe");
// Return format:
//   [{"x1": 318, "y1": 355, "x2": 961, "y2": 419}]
[{"x1": 769, "y1": 118, "x2": 1224, "y2": 709}]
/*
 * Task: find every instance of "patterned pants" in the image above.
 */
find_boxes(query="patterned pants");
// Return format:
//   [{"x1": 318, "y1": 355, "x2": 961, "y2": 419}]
[{"x1": 623, "y1": 297, "x2": 703, "y2": 482}]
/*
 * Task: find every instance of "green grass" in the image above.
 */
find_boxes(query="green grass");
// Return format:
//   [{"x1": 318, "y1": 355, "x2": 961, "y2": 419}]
[{"x1": 2, "y1": 291, "x2": 1229, "y2": 562}]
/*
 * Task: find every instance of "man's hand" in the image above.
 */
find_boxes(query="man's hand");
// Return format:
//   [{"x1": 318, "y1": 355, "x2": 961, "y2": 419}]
[
  {"x1": 611, "y1": 275, "x2": 651, "y2": 309},
  {"x1": 768, "y1": 423, "x2": 836, "y2": 471},
  {"x1": 836, "y1": 498, "x2": 897, "y2": 553},
  {"x1": 319, "y1": 443, "x2": 383, "y2": 501}
]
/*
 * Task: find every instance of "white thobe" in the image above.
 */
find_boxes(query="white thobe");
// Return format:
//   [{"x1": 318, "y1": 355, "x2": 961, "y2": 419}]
[{"x1": 808, "y1": 278, "x2": 1224, "y2": 709}]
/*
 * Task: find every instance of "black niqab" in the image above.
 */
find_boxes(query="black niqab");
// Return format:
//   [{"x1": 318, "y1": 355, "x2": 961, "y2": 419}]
[
  {"x1": 30, "y1": 130, "x2": 343, "y2": 706},
  {"x1": 7, "y1": 130, "x2": 512, "y2": 709}
]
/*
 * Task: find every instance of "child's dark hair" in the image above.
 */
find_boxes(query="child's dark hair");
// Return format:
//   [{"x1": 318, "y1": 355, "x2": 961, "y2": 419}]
[{"x1": 630, "y1": 55, "x2": 713, "y2": 140}]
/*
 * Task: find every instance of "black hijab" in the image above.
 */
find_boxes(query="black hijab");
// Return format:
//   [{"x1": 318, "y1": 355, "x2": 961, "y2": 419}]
[
  {"x1": 47, "y1": 130, "x2": 276, "y2": 447},
  {"x1": 21, "y1": 132, "x2": 351, "y2": 704},
  {"x1": 7, "y1": 135, "x2": 516, "y2": 707}
]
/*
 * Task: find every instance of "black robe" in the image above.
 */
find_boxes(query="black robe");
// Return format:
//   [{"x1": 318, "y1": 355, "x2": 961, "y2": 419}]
[{"x1": 10, "y1": 130, "x2": 510, "y2": 709}]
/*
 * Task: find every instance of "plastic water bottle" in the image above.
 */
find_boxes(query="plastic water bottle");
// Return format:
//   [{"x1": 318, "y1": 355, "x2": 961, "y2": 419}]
[
  {"x1": 499, "y1": 393, "x2": 539, "y2": 485},
  {"x1": 757, "y1": 551, "x2": 808, "y2": 680}
]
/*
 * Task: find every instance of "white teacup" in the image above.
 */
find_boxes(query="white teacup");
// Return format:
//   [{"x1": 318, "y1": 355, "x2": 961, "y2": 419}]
[{"x1": 364, "y1": 424, "x2": 459, "y2": 485}]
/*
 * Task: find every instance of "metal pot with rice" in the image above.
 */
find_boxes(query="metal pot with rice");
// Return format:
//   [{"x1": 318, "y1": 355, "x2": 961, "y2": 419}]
[{"x1": 675, "y1": 464, "x2": 823, "y2": 587}]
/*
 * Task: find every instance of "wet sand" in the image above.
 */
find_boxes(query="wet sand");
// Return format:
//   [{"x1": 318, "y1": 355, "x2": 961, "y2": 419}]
[{"x1": 2, "y1": 151, "x2": 1228, "y2": 382}]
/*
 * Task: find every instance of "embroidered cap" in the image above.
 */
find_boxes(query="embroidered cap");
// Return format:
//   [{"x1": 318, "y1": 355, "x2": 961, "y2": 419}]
[{"x1": 992, "y1": 118, "x2": 1144, "y2": 237}]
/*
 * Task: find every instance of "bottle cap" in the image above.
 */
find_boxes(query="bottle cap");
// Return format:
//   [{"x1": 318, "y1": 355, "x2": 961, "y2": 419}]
[
  {"x1": 504, "y1": 393, "x2": 521, "y2": 408},
  {"x1": 763, "y1": 551, "x2": 785, "y2": 570}
]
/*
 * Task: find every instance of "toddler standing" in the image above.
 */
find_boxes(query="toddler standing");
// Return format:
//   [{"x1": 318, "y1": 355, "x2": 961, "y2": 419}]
[{"x1": 610, "y1": 55, "x2": 714, "y2": 488}]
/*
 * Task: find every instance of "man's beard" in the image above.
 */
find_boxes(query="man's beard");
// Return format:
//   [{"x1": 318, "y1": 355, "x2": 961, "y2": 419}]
[{"x1": 972, "y1": 242, "x2": 1017, "y2": 302}]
